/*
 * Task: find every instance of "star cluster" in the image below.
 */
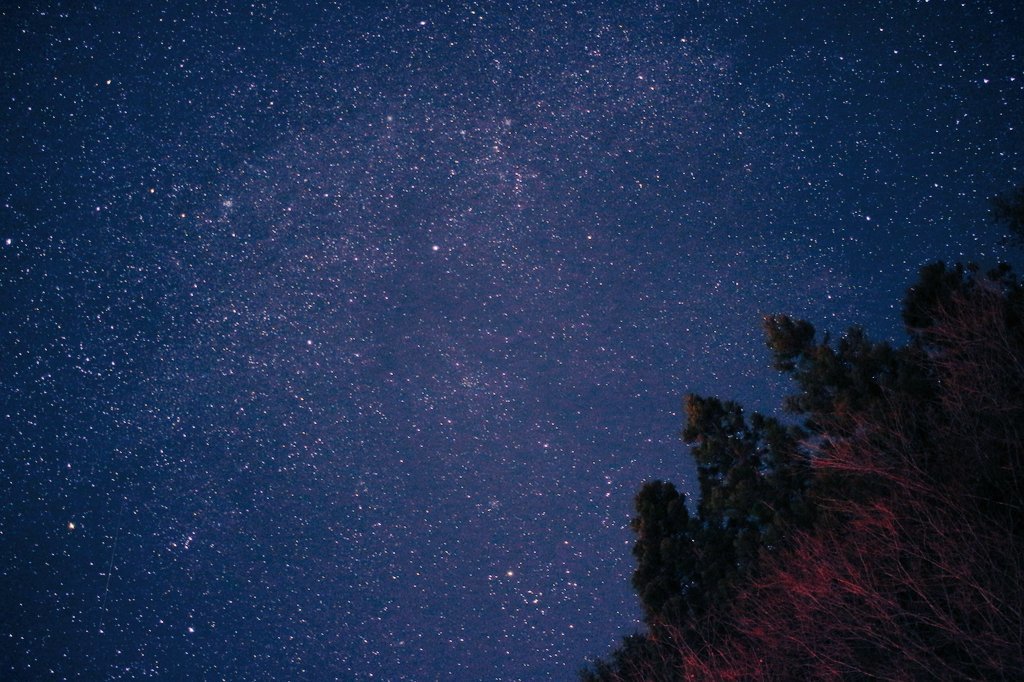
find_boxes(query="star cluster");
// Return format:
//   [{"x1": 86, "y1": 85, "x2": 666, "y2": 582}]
[{"x1": 2, "y1": 1, "x2": 1022, "y2": 679}]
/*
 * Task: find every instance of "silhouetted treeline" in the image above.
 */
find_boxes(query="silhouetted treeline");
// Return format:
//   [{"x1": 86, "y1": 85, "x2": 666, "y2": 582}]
[{"x1": 583, "y1": 196, "x2": 1024, "y2": 680}]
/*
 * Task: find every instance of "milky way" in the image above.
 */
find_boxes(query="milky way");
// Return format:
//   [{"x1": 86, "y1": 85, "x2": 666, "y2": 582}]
[{"x1": 2, "y1": 1, "x2": 1022, "y2": 679}]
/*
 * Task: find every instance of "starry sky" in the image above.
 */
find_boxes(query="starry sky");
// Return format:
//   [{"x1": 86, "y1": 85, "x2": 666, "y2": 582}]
[{"x1": 2, "y1": 1, "x2": 1022, "y2": 679}]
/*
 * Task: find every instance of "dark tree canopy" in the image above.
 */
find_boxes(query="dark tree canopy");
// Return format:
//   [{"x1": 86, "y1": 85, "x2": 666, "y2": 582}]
[
  {"x1": 630, "y1": 480, "x2": 693, "y2": 622},
  {"x1": 627, "y1": 395, "x2": 815, "y2": 628},
  {"x1": 582, "y1": 191, "x2": 1024, "y2": 681}
]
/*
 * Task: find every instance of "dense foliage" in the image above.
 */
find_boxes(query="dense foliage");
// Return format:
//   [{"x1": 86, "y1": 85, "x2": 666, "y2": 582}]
[{"x1": 583, "y1": 203, "x2": 1024, "y2": 680}]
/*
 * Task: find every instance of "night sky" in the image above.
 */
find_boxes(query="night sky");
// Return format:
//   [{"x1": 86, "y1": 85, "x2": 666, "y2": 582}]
[{"x1": 2, "y1": 1, "x2": 1022, "y2": 679}]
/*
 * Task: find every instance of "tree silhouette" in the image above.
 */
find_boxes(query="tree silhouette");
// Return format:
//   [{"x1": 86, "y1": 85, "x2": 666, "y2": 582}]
[{"x1": 582, "y1": 191, "x2": 1024, "y2": 680}]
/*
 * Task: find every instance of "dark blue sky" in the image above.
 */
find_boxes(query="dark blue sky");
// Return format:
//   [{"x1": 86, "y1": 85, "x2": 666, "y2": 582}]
[{"x1": 2, "y1": 1, "x2": 1022, "y2": 679}]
